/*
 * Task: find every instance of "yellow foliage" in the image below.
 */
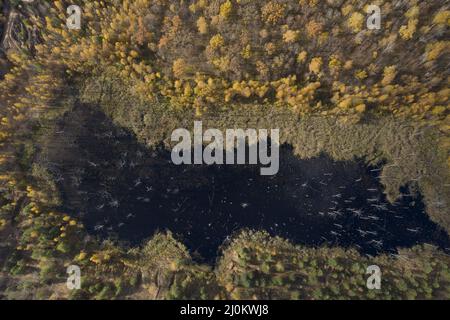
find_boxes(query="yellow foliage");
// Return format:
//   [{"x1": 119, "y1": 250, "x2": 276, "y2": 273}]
[
  {"x1": 339, "y1": 97, "x2": 353, "y2": 109},
  {"x1": 76, "y1": 252, "x2": 87, "y2": 261},
  {"x1": 265, "y1": 42, "x2": 276, "y2": 55},
  {"x1": 382, "y1": 66, "x2": 397, "y2": 86},
  {"x1": 432, "y1": 106, "x2": 446, "y2": 115},
  {"x1": 355, "y1": 104, "x2": 367, "y2": 113},
  {"x1": 399, "y1": 19, "x2": 418, "y2": 40},
  {"x1": 261, "y1": 2, "x2": 285, "y2": 25},
  {"x1": 309, "y1": 57, "x2": 322, "y2": 74},
  {"x1": 341, "y1": 5, "x2": 353, "y2": 16},
  {"x1": 298, "y1": 0, "x2": 319, "y2": 6},
  {"x1": 241, "y1": 45, "x2": 252, "y2": 59},
  {"x1": 283, "y1": 30, "x2": 300, "y2": 43},
  {"x1": 329, "y1": 55, "x2": 342, "y2": 71},
  {"x1": 306, "y1": 20, "x2": 323, "y2": 38},
  {"x1": 197, "y1": 17, "x2": 208, "y2": 34},
  {"x1": 355, "y1": 70, "x2": 368, "y2": 80},
  {"x1": 1, "y1": 0, "x2": 447, "y2": 129},
  {"x1": 90, "y1": 254, "x2": 102, "y2": 264},
  {"x1": 426, "y1": 41, "x2": 449, "y2": 61},
  {"x1": 433, "y1": 10, "x2": 450, "y2": 25},
  {"x1": 343, "y1": 60, "x2": 353, "y2": 70},
  {"x1": 297, "y1": 51, "x2": 308, "y2": 64},
  {"x1": 347, "y1": 12, "x2": 365, "y2": 32},
  {"x1": 169, "y1": 260, "x2": 180, "y2": 271},
  {"x1": 405, "y1": 6, "x2": 420, "y2": 19},
  {"x1": 172, "y1": 58, "x2": 188, "y2": 78},
  {"x1": 212, "y1": 56, "x2": 231, "y2": 72},
  {"x1": 219, "y1": 0, "x2": 233, "y2": 19},
  {"x1": 129, "y1": 50, "x2": 139, "y2": 58},
  {"x1": 209, "y1": 34, "x2": 224, "y2": 49}
]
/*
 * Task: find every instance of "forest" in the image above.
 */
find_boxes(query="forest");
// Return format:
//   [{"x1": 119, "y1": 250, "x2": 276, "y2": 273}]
[{"x1": 0, "y1": 0, "x2": 449, "y2": 300}]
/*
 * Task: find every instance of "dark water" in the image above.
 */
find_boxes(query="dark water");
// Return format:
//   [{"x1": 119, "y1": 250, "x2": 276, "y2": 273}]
[{"x1": 42, "y1": 106, "x2": 450, "y2": 262}]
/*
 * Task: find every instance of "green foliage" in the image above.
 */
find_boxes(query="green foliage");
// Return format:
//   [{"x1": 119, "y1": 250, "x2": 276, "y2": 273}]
[{"x1": 216, "y1": 231, "x2": 450, "y2": 300}]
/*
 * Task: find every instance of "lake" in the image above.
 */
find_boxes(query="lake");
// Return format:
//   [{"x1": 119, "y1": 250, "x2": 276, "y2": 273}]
[{"x1": 43, "y1": 106, "x2": 450, "y2": 262}]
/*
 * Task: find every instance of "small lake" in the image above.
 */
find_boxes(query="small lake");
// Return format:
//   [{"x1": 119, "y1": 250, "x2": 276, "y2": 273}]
[{"x1": 43, "y1": 106, "x2": 450, "y2": 262}]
